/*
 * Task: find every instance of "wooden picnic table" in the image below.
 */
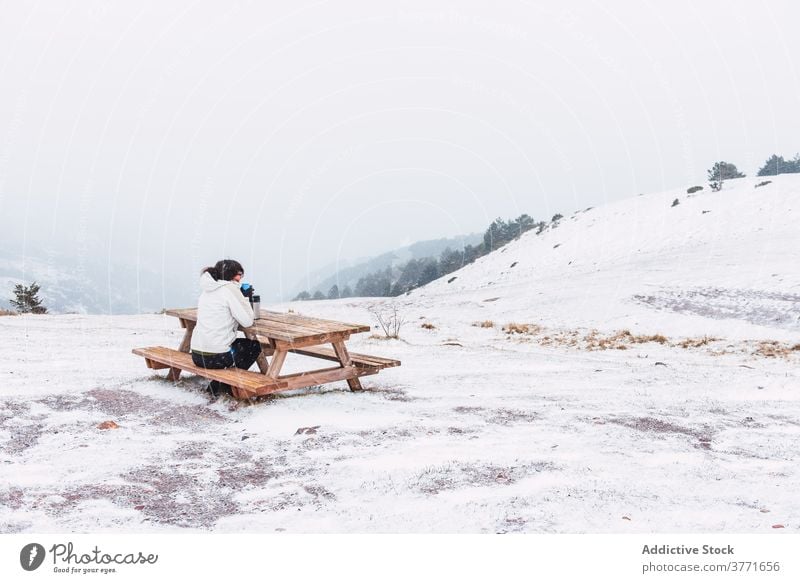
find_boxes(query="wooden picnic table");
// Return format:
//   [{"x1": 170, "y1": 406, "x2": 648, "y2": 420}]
[{"x1": 133, "y1": 307, "x2": 400, "y2": 399}]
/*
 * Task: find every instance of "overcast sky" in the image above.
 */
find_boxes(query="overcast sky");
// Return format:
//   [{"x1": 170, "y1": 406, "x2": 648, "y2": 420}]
[{"x1": 1, "y1": 0, "x2": 799, "y2": 300}]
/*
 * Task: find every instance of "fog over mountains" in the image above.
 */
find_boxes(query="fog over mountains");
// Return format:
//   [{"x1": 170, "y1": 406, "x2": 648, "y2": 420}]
[
  {"x1": 0, "y1": 231, "x2": 481, "y2": 314},
  {"x1": 289, "y1": 232, "x2": 482, "y2": 299},
  {"x1": 0, "y1": 238, "x2": 193, "y2": 315}
]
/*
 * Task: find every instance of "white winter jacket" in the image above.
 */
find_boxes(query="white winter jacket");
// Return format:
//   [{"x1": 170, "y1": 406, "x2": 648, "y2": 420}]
[{"x1": 190, "y1": 272, "x2": 255, "y2": 353}]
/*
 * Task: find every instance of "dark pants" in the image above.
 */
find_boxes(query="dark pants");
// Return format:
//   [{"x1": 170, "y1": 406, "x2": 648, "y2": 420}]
[{"x1": 191, "y1": 338, "x2": 262, "y2": 395}]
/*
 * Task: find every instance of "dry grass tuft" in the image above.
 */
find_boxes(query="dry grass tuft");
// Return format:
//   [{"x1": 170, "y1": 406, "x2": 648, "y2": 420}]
[
  {"x1": 0, "y1": 309, "x2": 18, "y2": 317},
  {"x1": 420, "y1": 322, "x2": 436, "y2": 330},
  {"x1": 754, "y1": 341, "x2": 794, "y2": 358},
  {"x1": 632, "y1": 334, "x2": 669, "y2": 344},
  {"x1": 538, "y1": 328, "x2": 672, "y2": 351},
  {"x1": 497, "y1": 321, "x2": 796, "y2": 360},
  {"x1": 502, "y1": 325, "x2": 670, "y2": 350},
  {"x1": 503, "y1": 322, "x2": 528, "y2": 334},
  {"x1": 584, "y1": 329, "x2": 634, "y2": 350},
  {"x1": 472, "y1": 320, "x2": 495, "y2": 328},
  {"x1": 678, "y1": 336, "x2": 720, "y2": 349},
  {"x1": 502, "y1": 322, "x2": 542, "y2": 335}
]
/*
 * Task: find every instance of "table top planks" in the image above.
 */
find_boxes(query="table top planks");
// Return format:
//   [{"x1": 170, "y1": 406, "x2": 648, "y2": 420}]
[{"x1": 164, "y1": 307, "x2": 371, "y2": 344}]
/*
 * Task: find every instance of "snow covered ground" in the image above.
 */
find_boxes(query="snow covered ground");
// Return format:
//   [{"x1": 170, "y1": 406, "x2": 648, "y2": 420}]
[{"x1": 1, "y1": 176, "x2": 798, "y2": 533}]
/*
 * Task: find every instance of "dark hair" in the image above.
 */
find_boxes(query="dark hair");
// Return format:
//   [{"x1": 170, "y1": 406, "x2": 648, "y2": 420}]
[{"x1": 202, "y1": 259, "x2": 244, "y2": 281}]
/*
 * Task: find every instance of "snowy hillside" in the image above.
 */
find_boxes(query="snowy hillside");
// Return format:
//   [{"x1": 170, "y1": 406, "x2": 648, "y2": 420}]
[
  {"x1": 414, "y1": 175, "x2": 800, "y2": 340},
  {"x1": 1, "y1": 177, "x2": 798, "y2": 534}
]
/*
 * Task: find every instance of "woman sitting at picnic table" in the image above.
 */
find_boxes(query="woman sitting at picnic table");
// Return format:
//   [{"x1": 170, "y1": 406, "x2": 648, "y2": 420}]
[{"x1": 190, "y1": 259, "x2": 262, "y2": 397}]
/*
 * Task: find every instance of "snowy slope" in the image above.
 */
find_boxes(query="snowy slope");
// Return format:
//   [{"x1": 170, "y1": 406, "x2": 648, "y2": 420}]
[{"x1": 413, "y1": 175, "x2": 800, "y2": 340}]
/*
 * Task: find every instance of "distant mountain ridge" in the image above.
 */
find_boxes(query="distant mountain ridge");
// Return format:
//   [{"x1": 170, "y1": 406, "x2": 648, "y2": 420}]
[
  {"x1": 0, "y1": 242, "x2": 194, "y2": 315},
  {"x1": 289, "y1": 233, "x2": 483, "y2": 299}
]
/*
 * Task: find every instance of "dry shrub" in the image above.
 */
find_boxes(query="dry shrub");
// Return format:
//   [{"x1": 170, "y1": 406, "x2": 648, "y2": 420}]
[
  {"x1": 472, "y1": 320, "x2": 495, "y2": 328},
  {"x1": 538, "y1": 329, "x2": 580, "y2": 348},
  {"x1": 497, "y1": 321, "x2": 794, "y2": 359},
  {"x1": 502, "y1": 322, "x2": 542, "y2": 335},
  {"x1": 497, "y1": 323, "x2": 738, "y2": 354},
  {"x1": 581, "y1": 330, "x2": 609, "y2": 350},
  {"x1": 370, "y1": 304, "x2": 406, "y2": 339},
  {"x1": 585, "y1": 329, "x2": 630, "y2": 350},
  {"x1": 581, "y1": 329, "x2": 670, "y2": 350},
  {"x1": 0, "y1": 309, "x2": 18, "y2": 317},
  {"x1": 503, "y1": 322, "x2": 527, "y2": 334},
  {"x1": 754, "y1": 341, "x2": 793, "y2": 358},
  {"x1": 678, "y1": 336, "x2": 720, "y2": 348},
  {"x1": 420, "y1": 322, "x2": 436, "y2": 330},
  {"x1": 632, "y1": 334, "x2": 668, "y2": 344}
]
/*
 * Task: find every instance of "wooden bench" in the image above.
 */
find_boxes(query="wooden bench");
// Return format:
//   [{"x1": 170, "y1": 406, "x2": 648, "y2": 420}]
[
  {"x1": 133, "y1": 346, "x2": 288, "y2": 398},
  {"x1": 133, "y1": 308, "x2": 400, "y2": 399},
  {"x1": 289, "y1": 345, "x2": 400, "y2": 370}
]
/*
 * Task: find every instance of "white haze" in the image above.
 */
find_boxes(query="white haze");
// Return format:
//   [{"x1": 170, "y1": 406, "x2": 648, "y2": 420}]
[{"x1": 1, "y1": 0, "x2": 799, "y2": 308}]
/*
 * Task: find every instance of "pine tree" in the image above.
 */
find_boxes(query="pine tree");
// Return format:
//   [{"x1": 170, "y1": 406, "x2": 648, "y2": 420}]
[
  {"x1": 757, "y1": 154, "x2": 786, "y2": 177},
  {"x1": 514, "y1": 213, "x2": 536, "y2": 233},
  {"x1": 482, "y1": 214, "x2": 539, "y2": 252},
  {"x1": 293, "y1": 290, "x2": 311, "y2": 301},
  {"x1": 327, "y1": 284, "x2": 340, "y2": 299},
  {"x1": 463, "y1": 243, "x2": 483, "y2": 264},
  {"x1": 791, "y1": 154, "x2": 800, "y2": 173},
  {"x1": 10, "y1": 282, "x2": 47, "y2": 314},
  {"x1": 355, "y1": 267, "x2": 393, "y2": 297},
  {"x1": 438, "y1": 247, "x2": 463, "y2": 274},
  {"x1": 418, "y1": 260, "x2": 440, "y2": 286},
  {"x1": 708, "y1": 161, "x2": 745, "y2": 191},
  {"x1": 394, "y1": 259, "x2": 423, "y2": 294},
  {"x1": 757, "y1": 153, "x2": 800, "y2": 176},
  {"x1": 483, "y1": 217, "x2": 507, "y2": 252}
]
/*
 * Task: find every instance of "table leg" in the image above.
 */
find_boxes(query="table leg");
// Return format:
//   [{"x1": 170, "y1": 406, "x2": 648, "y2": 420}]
[
  {"x1": 244, "y1": 327, "x2": 270, "y2": 374},
  {"x1": 267, "y1": 346, "x2": 288, "y2": 379},
  {"x1": 332, "y1": 339, "x2": 362, "y2": 391},
  {"x1": 168, "y1": 319, "x2": 196, "y2": 381},
  {"x1": 177, "y1": 319, "x2": 196, "y2": 352}
]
